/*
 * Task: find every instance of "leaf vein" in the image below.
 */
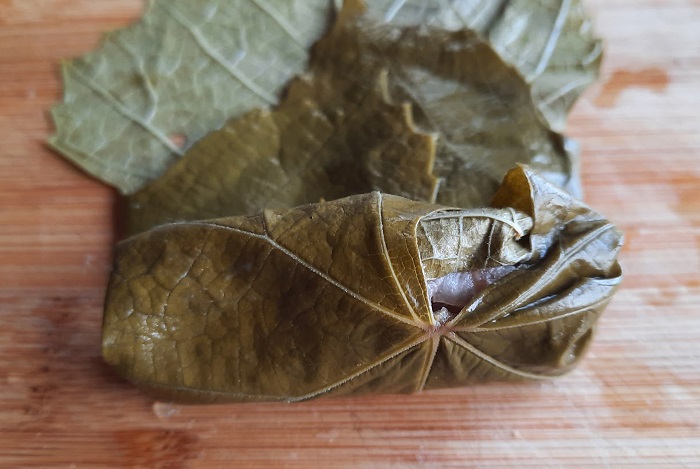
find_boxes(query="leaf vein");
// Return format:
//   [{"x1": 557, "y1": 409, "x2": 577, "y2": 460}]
[
  {"x1": 415, "y1": 335, "x2": 440, "y2": 392},
  {"x1": 188, "y1": 221, "x2": 422, "y2": 328},
  {"x1": 249, "y1": 0, "x2": 306, "y2": 47},
  {"x1": 294, "y1": 335, "x2": 428, "y2": 400},
  {"x1": 533, "y1": 0, "x2": 572, "y2": 78},
  {"x1": 454, "y1": 293, "x2": 613, "y2": 332},
  {"x1": 66, "y1": 64, "x2": 184, "y2": 157},
  {"x1": 446, "y1": 332, "x2": 553, "y2": 380},
  {"x1": 377, "y1": 193, "x2": 423, "y2": 323},
  {"x1": 158, "y1": 2, "x2": 276, "y2": 104}
]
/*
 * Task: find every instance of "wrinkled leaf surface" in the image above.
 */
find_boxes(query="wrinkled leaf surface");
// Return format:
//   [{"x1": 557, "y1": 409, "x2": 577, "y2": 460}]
[
  {"x1": 350, "y1": 15, "x2": 577, "y2": 208},
  {"x1": 102, "y1": 166, "x2": 622, "y2": 402}
]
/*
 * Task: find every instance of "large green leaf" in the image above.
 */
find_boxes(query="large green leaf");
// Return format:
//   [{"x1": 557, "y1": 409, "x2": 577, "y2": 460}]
[
  {"x1": 49, "y1": 0, "x2": 334, "y2": 194},
  {"x1": 102, "y1": 167, "x2": 622, "y2": 402},
  {"x1": 366, "y1": 0, "x2": 602, "y2": 130}
]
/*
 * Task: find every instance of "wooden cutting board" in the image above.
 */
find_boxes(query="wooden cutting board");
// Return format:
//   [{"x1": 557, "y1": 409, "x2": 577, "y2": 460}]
[{"x1": 1, "y1": 1, "x2": 699, "y2": 467}]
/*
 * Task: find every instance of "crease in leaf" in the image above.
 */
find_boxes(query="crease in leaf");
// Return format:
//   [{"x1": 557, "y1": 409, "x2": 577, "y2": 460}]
[
  {"x1": 350, "y1": 6, "x2": 581, "y2": 203},
  {"x1": 103, "y1": 166, "x2": 623, "y2": 402}
]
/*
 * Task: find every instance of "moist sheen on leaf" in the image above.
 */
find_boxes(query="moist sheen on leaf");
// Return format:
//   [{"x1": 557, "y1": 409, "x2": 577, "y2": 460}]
[
  {"x1": 128, "y1": 0, "x2": 579, "y2": 235},
  {"x1": 366, "y1": 0, "x2": 602, "y2": 130},
  {"x1": 49, "y1": 0, "x2": 334, "y2": 194},
  {"x1": 102, "y1": 166, "x2": 623, "y2": 403}
]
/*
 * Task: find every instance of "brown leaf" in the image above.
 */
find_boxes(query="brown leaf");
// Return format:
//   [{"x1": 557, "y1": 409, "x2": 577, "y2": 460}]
[
  {"x1": 366, "y1": 0, "x2": 603, "y2": 131},
  {"x1": 127, "y1": 67, "x2": 437, "y2": 235},
  {"x1": 350, "y1": 4, "x2": 580, "y2": 206},
  {"x1": 102, "y1": 166, "x2": 622, "y2": 402}
]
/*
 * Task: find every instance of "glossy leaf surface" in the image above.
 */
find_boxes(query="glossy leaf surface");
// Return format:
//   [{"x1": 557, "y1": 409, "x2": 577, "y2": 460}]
[{"x1": 102, "y1": 167, "x2": 622, "y2": 402}]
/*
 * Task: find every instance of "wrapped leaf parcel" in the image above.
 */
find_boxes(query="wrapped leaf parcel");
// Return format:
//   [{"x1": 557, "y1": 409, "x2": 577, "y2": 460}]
[
  {"x1": 102, "y1": 168, "x2": 622, "y2": 402},
  {"x1": 48, "y1": 0, "x2": 620, "y2": 402}
]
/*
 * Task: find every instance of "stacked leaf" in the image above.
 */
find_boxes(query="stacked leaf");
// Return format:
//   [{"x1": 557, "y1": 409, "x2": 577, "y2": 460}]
[
  {"x1": 49, "y1": 0, "x2": 620, "y2": 402},
  {"x1": 128, "y1": 0, "x2": 582, "y2": 233}
]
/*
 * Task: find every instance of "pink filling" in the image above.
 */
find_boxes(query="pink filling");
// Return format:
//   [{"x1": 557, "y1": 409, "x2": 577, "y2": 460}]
[{"x1": 427, "y1": 265, "x2": 519, "y2": 321}]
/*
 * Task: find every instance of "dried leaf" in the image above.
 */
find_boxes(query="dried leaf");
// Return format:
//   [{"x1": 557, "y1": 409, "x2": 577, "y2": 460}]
[
  {"x1": 128, "y1": 1, "x2": 578, "y2": 234},
  {"x1": 366, "y1": 0, "x2": 603, "y2": 130},
  {"x1": 102, "y1": 166, "x2": 622, "y2": 402},
  {"x1": 49, "y1": 0, "x2": 333, "y2": 194}
]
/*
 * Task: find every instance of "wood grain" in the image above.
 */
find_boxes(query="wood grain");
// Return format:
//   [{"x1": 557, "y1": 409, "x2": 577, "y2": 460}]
[{"x1": 1, "y1": 0, "x2": 699, "y2": 467}]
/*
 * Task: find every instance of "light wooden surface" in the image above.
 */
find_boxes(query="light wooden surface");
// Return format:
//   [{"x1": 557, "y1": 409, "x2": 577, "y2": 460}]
[{"x1": 1, "y1": 1, "x2": 699, "y2": 467}]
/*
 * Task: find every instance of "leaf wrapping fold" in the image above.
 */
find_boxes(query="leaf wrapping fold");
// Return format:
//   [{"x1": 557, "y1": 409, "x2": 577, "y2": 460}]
[{"x1": 102, "y1": 166, "x2": 622, "y2": 402}]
